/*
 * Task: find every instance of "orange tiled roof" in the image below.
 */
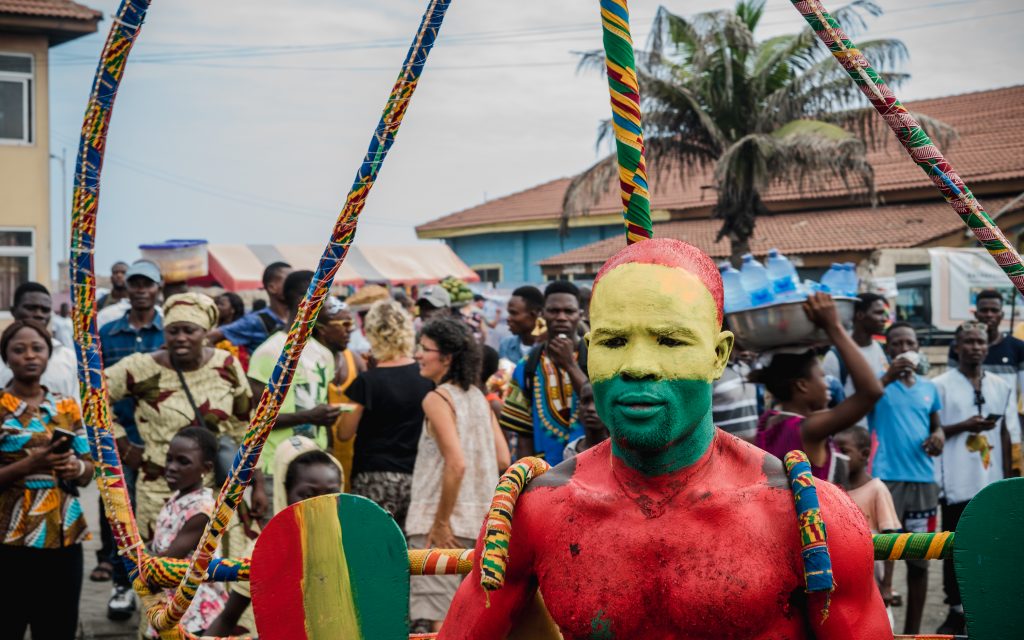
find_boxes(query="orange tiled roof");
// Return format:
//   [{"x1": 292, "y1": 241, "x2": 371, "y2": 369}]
[
  {"x1": 0, "y1": 0, "x2": 99, "y2": 21},
  {"x1": 417, "y1": 85, "x2": 1024, "y2": 233},
  {"x1": 537, "y1": 197, "x2": 1019, "y2": 267}
]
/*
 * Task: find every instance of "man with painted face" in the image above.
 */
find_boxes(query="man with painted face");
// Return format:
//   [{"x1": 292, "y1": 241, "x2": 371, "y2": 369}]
[
  {"x1": 443, "y1": 239, "x2": 889, "y2": 639},
  {"x1": 499, "y1": 281, "x2": 589, "y2": 465}
]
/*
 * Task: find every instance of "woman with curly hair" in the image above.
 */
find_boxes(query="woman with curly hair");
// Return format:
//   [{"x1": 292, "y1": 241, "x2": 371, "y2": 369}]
[
  {"x1": 406, "y1": 317, "x2": 511, "y2": 630},
  {"x1": 338, "y1": 299, "x2": 433, "y2": 529}
]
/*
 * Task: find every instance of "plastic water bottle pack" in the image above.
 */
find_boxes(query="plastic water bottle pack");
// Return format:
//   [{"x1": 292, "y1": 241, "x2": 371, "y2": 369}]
[{"x1": 722, "y1": 250, "x2": 859, "y2": 314}]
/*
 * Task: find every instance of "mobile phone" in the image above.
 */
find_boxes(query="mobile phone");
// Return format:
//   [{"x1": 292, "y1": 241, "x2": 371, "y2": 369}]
[
  {"x1": 985, "y1": 413, "x2": 1002, "y2": 423},
  {"x1": 50, "y1": 428, "x2": 76, "y2": 454}
]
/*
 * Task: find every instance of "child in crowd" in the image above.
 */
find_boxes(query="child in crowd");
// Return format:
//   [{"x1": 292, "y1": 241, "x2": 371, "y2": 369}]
[
  {"x1": 751, "y1": 293, "x2": 883, "y2": 486},
  {"x1": 146, "y1": 427, "x2": 227, "y2": 638},
  {"x1": 205, "y1": 447, "x2": 343, "y2": 636},
  {"x1": 835, "y1": 426, "x2": 901, "y2": 628},
  {"x1": 563, "y1": 382, "x2": 609, "y2": 459}
]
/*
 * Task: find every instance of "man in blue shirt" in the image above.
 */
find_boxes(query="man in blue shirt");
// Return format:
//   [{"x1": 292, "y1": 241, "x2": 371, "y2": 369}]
[
  {"x1": 868, "y1": 322, "x2": 945, "y2": 636},
  {"x1": 96, "y1": 259, "x2": 164, "y2": 620},
  {"x1": 498, "y1": 285, "x2": 542, "y2": 363},
  {"x1": 207, "y1": 261, "x2": 292, "y2": 352}
]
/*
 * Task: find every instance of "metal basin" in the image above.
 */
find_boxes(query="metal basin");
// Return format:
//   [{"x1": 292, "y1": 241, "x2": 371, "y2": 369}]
[{"x1": 725, "y1": 297, "x2": 856, "y2": 352}]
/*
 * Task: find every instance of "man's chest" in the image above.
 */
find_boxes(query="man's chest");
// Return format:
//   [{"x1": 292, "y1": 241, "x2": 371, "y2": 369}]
[{"x1": 530, "y1": 506, "x2": 808, "y2": 639}]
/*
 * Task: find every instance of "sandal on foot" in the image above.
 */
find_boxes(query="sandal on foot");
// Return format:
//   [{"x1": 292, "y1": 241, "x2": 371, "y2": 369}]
[{"x1": 90, "y1": 561, "x2": 114, "y2": 582}]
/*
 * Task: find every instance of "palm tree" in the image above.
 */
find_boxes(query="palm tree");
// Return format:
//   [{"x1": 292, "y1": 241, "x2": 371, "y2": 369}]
[{"x1": 563, "y1": 0, "x2": 953, "y2": 264}]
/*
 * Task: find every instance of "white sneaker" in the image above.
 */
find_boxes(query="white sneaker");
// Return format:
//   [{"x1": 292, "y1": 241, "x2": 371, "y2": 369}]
[{"x1": 107, "y1": 584, "x2": 136, "y2": 621}]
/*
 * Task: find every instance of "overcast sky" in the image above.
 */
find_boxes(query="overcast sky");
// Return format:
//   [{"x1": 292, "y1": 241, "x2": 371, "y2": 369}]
[{"x1": 46, "y1": 0, "x2": 1024, "y2": 273}]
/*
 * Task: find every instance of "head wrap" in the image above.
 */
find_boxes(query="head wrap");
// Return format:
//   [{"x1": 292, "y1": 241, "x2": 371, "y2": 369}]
[{"x1": 164, "y1": 292, "x2": 219, "y2": 331}]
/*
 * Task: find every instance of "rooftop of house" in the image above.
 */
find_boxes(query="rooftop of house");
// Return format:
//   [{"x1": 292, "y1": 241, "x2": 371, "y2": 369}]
[
  {"x1": 537, "y1": 196, "x2": 1021, "y2": 267},
  {"x1": 416, "y1": 84, "x2": 1024, "y2": 236},
  {"x1": 0, "y1": 0, "x2": 101, "y2": 44}
]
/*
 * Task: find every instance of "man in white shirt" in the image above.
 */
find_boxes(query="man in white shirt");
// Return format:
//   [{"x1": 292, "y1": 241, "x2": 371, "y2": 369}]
[
  {"x1": 0, "y1": 282, "x2": 79, "y2": 402},
  {"x1": 822, "y1": 292, "x2": 890, "y2": 426},
  {"x1": 932, "y1": 321, "x2": 1020, "y2": 635}
]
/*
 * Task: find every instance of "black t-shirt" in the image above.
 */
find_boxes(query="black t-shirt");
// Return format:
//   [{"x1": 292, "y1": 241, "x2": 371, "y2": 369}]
[{"x1": 346, "y1": 363, "x2": 434, "y2": 475}]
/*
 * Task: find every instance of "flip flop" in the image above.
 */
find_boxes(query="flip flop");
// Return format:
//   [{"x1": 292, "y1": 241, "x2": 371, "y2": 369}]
[{"x1": 89, "y1": 561, "x2": 114, "y2": 582}]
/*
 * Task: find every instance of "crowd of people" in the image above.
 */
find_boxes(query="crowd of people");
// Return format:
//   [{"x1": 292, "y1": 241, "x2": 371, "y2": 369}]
[{"x1": 0, "y1": 256, "x2": 1020, "y2": 637}]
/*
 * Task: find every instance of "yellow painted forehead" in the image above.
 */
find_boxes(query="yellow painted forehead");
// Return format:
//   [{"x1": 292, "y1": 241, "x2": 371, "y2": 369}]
[{"x1": 591, "y1": 262, "x2": 719, "y2": 326}]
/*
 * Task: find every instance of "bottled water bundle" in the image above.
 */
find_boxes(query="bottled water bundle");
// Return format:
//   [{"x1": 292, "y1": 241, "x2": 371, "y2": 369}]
[{"x1": 722, "y1": 250, "x2": 858, "y2": 314}]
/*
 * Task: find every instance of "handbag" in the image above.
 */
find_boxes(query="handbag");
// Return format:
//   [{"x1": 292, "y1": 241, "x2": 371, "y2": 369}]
[{"x1": 173, "y1": 362, "x2": 237, "y2": 486}]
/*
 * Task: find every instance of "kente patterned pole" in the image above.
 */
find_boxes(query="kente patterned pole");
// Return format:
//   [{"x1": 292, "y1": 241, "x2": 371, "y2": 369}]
[
  {"x1": 787, "y1": 0, "x2": 1024, "y2": 296},
  {"x1": 152, "y1": 0, "x2": 453, "y2": 631},
  {"x1": 873, "y1": 531, "x2": 954, "y2": 561},
  {"x1": 599, "y1": 0, "x2": 653, "y2": 244},
  {"x1": 69, "y1": 0, "x2": 151, "y2": 602},
  {"x1": 480, "y1": 457, "x2": 550, "y2": 592},
  {"x1": 783, "y1": 450, "x2": 834, "y2": 620}
]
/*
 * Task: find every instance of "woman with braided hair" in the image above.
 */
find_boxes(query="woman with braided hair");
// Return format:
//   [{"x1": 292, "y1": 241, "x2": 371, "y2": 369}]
[{"x1": 407, "y1": 316, "x2": 511, "y2": 630}]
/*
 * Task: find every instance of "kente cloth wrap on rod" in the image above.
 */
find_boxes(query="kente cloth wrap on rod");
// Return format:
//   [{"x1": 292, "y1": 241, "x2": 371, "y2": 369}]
[
  {"x1": 783, "y1": 450, "x2": 835, "y2": 619},
  {"x1": 70, "y1": 0, "x2": 453, "y2": 635},
  {"x1": 481, "y1": 457, "x2": 550, "y2": 592},
  {"x1": 409, "y1": 548, "x2": 475, "y2": 576},
  {"x1": 873, "y1": 531, "x2": 955, "y2": 561},
  {"x1": 69, "y1": 0, "x2": 151, "y2": 603},
  {"x1": 599, "y1": 0, "x2": 653, "y2": 244},
  {"x1": 787, "y1": 0, "x2": 1024, "y2": 296}
]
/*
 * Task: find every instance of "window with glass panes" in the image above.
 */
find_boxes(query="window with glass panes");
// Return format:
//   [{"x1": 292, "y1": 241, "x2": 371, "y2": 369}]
[
  {"x1": 0, "y1": 53, "x2": 33, "y2": 144},
  {"x1": 0, "y1": 230, "x2": 34, "y2": 312}
]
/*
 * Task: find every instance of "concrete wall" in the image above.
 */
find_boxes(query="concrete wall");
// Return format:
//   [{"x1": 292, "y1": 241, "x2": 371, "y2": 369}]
[
  {"x1": 445, "y1": 224, "x2": 619, "y2": 285},
  {"x1": 0, "y1": 33, "x2": 51, "y2": 310}
]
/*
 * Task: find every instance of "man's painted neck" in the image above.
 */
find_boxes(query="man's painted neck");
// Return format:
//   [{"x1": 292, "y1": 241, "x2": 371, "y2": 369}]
[{"x1": 611, "y1": 411, "x2": 716, "y2": 476}]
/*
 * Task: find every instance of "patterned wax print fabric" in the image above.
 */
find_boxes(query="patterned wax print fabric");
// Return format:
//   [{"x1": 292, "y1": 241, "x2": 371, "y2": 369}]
[
  {"x1": 933, "y1": 369, "x2": 1019, "y2": 504},
  {"x1": 499, "y1": 350, "x2": 582, "y2": 465},
  {"x1": 0, "y1": 391, "x2": 90, "y2": 548},
  {"x1": 247, "y1": 332, "x2": 334, "y2": 473},
  {"x1": 147, "y1": 488, "x2": 227, "y2": 637},
  {"x1": 105, "y1": 350, "x2": 251, "y2": 536},
  {"x1": 756, "y1": 410, "x2": 849, "y2": 486},
  {"x1": 0, "y1": 340, "x2": 79, "y2": 404}
]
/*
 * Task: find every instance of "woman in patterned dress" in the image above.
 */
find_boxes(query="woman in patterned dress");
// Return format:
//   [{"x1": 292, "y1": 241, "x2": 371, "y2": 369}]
[
  {"x1": 0, "y1": 320, "x2": 94, "y2": 639},
  {"x1": 106, "y1": 293, "x2": 260, "y2": 540}
]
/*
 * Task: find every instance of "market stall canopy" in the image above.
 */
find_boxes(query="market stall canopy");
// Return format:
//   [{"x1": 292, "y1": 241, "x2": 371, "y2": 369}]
[{"x1": 206, "y1": 244, "x2": 479, "y2": 292}]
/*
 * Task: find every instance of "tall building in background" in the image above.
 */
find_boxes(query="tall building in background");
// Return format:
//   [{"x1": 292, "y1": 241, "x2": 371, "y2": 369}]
[{"x1": 0, "y1": 0, "x2": 99, "y2": 315}]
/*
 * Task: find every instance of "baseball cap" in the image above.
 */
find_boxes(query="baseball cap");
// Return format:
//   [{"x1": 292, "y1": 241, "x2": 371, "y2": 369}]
[
  {"x1": 125, "y1": 259, "x2": 163, "y2": 285},
  {"x1": 417, "y1": 285, "x2": 451, "y2": 309}
]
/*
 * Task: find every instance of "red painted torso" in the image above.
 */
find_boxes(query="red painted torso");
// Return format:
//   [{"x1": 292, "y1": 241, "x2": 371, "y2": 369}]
[{"x1": 443, "y1": 431, "x2": 891, "y2": 640}]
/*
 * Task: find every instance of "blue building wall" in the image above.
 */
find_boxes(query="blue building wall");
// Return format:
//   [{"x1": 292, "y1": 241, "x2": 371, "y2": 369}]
[{"x1": 445, "y1": 224, "x2": 620, "y2": 286}]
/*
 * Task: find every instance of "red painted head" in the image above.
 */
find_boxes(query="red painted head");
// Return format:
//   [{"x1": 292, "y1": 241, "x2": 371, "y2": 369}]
[{"x1": 595, "y1": 238, "x2": 724, "y2": 325}]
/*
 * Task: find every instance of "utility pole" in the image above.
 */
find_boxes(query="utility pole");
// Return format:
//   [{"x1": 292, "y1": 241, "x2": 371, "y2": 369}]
[{"x1": 50, "y1": 147, "x2": 68, "y2": 290}]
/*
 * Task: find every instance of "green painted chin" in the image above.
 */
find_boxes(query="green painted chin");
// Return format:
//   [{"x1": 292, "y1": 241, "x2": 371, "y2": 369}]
[{"x1": 592, "y1": 377, "x2": 715, "y2": 475}]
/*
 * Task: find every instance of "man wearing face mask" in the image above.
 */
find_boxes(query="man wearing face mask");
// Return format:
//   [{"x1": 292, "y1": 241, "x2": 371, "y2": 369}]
[
  {"x1": 443, "y1": 239, "x2": 889, "y2": 639},
  {"x1": 499, "y1": 281, "x2": 588, "y2": 465}
]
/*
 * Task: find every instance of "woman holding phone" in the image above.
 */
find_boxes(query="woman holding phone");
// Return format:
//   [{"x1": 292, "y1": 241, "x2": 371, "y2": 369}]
[{"x1": 0, "y1": 319, "x2": 94, "y2": 639}]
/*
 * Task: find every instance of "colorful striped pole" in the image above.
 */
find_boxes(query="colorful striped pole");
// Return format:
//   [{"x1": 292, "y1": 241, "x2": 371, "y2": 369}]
[
  {"x1": 599, "y1": 0, "x2": 653, "y2": 244},
  {"x1": 69, "y1": 0, "x2": 152, "y2": 602},
  {"x1": 69, "y1": 0, "x2": 454, "y2": 634},
  {"x1": 787, "y1": 0, "x2": 1024, "y2": 296},
  {"x1": 873, "y1": 532, "x2": 954, "y2": 561}
]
